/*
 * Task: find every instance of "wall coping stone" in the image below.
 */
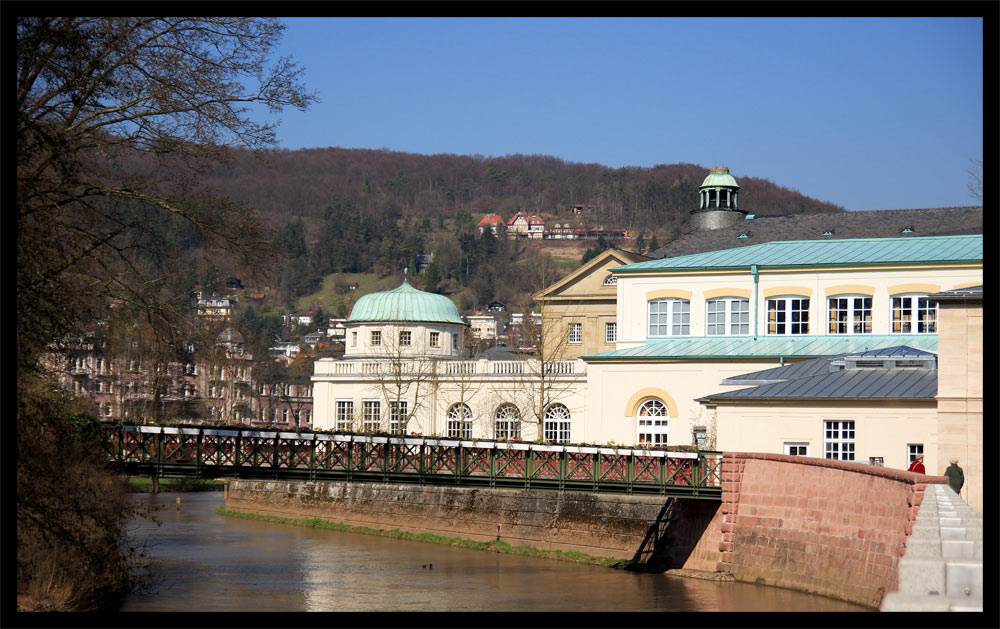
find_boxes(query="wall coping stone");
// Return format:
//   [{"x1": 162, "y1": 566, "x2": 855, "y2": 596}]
[{"x1": 724, "y1": 451, "x2": 948, "y2": 484}]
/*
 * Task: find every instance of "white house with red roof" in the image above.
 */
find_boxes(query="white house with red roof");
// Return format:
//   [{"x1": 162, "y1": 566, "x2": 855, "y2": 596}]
[
  {"x1": 507, "y1": 211, "x2": 545, "y2": 239},
  {"x1": 477, "y1": 213, "x2": 505, "y2": 235}
]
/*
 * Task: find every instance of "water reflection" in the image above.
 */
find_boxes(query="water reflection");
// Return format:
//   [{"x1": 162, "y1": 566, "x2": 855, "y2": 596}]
[{"x1": 119, "y1": 492, "x2": 869, "y2": 612}]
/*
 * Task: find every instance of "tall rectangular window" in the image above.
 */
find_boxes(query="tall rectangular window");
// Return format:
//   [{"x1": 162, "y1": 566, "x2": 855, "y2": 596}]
[
  {"x1": 649, "y1": 299, "x2": 690, "y2": 337},
  {"x1": 336, "y1": 400, "x2": 354, "y2": 431},
  {"x1": 389, "y1": 400, "x2": 407, "y2": 434},
  {"x1": 767, "y1": 298, "x2": 809, "y2": 335},
  {"x1": 824, "y1": 420, "x2": 855, "y2": 461},
  {"x1": 363, "y1": 400, "x2": 381, "y2": 432},
  {"x1": 351, "y1": 331, "x2": 357, "y2": 347},
  {"x1": 429, "y1": 331, "x2": 440, "y2": 347},
  {"x1": 605, "y1": 322, "x2": 617, "y2": 343},
  {"x1": 370, "y1": 330, "x2": 382, "y2": 346},
  {"x1": 828, "y1": 296, "x2": 872, "y2": 334},
  {"x1": 568, "y1": 322, "x2": 582, "y2": 344},
  {"x1": 892, "y1": 296, "x2": 936, "y2": 333}
]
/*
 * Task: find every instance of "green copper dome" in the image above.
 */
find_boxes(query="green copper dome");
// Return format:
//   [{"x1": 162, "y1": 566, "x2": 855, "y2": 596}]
[
  {"x1": 347, "y1": 280, "x2": 464, "y2": 325},
  {"x1": 700, "y1": 166, "x2": 740, "y2": 189}
]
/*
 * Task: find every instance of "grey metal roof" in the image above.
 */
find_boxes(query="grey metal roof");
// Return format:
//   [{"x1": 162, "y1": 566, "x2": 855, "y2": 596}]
[
  {"x1": 700, "y1": 368, "x2": 937, "y2": 402},
  {"x1": 721, "y1": 345, "x2": 935, "y2": 385},
  {"x1": 650, "y1": 206, "x2": 983, "y2": 259},
  {"x1": 930, "y1": 285, "x2": 983, "y2": 301}
]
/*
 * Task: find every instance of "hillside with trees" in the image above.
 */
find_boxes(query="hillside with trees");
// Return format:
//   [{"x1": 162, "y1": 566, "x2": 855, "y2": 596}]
[{"x1": 190, "y1": 147, "x2": 844, "y2": 312}]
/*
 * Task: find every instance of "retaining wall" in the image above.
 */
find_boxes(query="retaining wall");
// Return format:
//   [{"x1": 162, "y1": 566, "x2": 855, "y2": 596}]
[
  {"x1": 225, "y1": 480, "x2": 692, "y2": 559},
  {"x1": 717, "y1": 452, "x2": 946, "y2": 608}
]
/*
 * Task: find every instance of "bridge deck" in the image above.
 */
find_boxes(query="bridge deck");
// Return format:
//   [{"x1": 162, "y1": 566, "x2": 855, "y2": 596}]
[{"x1": 100, "y1": 423, "x2": 722, "y2": 499}]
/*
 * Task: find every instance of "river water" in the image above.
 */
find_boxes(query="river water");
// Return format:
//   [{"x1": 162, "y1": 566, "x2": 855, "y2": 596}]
[{"x1": 117, "y1": 491, "x2": 870, "y2": 613}]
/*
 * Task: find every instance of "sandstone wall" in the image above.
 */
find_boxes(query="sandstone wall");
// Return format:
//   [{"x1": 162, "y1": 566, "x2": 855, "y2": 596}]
[{"x1": 716, "y1": 452, "x2": 946, "y2": 608}]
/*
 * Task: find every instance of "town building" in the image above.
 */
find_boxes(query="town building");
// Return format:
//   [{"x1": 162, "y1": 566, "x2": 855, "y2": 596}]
[
  {"x1": 477, "y1": 213, "x2": 505, "y2": 235},
  {"x1": 299, "y1": 166, "x2": 981, "y2": 496},
  {"x1": 506, "y1": 211, "x2": 545, "y2": 239}
]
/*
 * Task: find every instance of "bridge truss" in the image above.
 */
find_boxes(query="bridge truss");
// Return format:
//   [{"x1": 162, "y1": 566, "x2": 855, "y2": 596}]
[{"x1": 99, "y1": 423, "x2": 722, "y2": 499}]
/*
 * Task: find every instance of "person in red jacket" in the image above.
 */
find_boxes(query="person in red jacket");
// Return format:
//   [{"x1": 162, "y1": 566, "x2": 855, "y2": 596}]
[{"x1": 907, "y1": 455, "x2": 926, "y2": 474}]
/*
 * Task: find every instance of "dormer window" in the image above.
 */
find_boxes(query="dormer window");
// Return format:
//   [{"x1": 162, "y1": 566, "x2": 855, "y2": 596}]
[
  {"x1": 737, "y1": 232, "x2": 749, "y2": 239},
  {"x1": 823, "y1": 229, "x2": 834, "y2": 236},
  {"x1": 900, "y1": 226, "x2": 914, "y2": 234}
]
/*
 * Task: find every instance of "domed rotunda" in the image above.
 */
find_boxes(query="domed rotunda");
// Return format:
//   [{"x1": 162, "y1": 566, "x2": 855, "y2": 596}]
[{"x1": 343, "y1": 280, "x2": 466, "y2": 359}]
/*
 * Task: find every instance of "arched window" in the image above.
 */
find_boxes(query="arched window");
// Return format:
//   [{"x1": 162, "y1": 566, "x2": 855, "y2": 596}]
[
  {"x1": 494, "y1": 404, "x2": 521, "y2": 440},
  {"x1": 637, "y1": 399, "x2": 668, "y2": 446},
  {"x1": 543, "y1": 403, "x2": 571, "y2": 443},
  {"x1": 447, "y1": 403, "x2": 473, "y2": 438},
  {"x1": 603, "y1": 274, "x2": 618, "y2": 286}
]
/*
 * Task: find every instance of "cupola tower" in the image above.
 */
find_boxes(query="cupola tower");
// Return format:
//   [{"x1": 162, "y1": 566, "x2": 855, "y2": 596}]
[{"x1": 690, "y1": 166, "x2": 747, "y2": 230}]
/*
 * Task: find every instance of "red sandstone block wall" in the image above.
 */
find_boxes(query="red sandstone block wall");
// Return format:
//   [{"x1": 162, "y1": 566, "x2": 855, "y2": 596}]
[{"x1": 716, "y1": 453, "x2": 944, "y2": 609}]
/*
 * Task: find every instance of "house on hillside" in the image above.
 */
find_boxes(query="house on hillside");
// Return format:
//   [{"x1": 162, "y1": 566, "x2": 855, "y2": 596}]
[
  {"x1": 477, "y1": 213, "x2": 505, "y2": 235},
  {"x1": 507, "y1": 211, "x2": 545, "y2": 239}
]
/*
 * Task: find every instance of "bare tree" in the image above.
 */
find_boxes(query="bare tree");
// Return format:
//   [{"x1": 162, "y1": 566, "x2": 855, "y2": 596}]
[
  {"x1": 967, "y1": 158, "x2": 982, "y2": 201},
  {"x1": 367, "y1": 326, "x2": 440, "y2": 435}
]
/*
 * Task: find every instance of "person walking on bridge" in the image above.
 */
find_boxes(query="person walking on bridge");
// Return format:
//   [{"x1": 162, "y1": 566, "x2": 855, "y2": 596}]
[
  {"x1": 943, "y1": 458, "x2": 964, "y2": 495},
  {"x1": 906, "y1": 455, "x2": 925, "y2": 474}
]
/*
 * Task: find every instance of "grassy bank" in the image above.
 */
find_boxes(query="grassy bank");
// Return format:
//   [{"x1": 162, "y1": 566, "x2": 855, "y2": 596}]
[
  {"x1": 215, "y1": 507, "x2": 624, "y2": 568},
  {"x1": 127, "y1": 477, "x2": 226, "y2": 493}
]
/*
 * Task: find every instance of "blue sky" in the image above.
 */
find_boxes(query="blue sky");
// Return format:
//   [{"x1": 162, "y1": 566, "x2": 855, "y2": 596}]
[{"x1": 262, "y1": 17, "x2": 983, "y2": 211}]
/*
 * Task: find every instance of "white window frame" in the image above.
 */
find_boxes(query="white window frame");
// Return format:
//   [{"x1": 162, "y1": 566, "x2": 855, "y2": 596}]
[
  {"x1": 603, "y1": 274, "x2": 617, "y2": 286},
  {"x1": 605, "y1": 322, "x2": 617, "y2": 343},
  {"x1": 389, "y1": 400, "x2": 407, "y2": 434},
  {"x1": 824, "y1": 420, "x2": 855, "y2": 461},
  {"x1": 543, "y1": 403, "x2": 571, "y2": 444},
  {"x1": 362, "y1": 400, "x2": 381, "y2": 433},
  {"x1": 568, "y1": 322, "x2": 582, "y2": 344},
  {"x1": 447, "y1": 403, "x2": 473, "y2": 438},
  {"x1": 907, "y1": 443, "x2": 924, "y2": 465},
  {"x1": 336, "y1": 400, "x2": 354, "y2": 431},
  {"x1": 648, "y1": 299, "x2": 690, "y2": 338},
  {"x1": 636, "y1": 399, "x2": 669, "y2": 446},
  {"x1": 767, "y1": 297, "x2": 810, "y2": 335},
  {"x1": 828, "y1": 295, "x2": 872, "y2": 335},
  {"x1": 784, "y1": 442, "x2": 810, "y2": 456},
  {"x1": 494, "y1": 404, "x2": 521, "y2": 440},
  {"x1": 370, "y1": 330, "x2": 382, "y2": 346},
  {"x1": 429, "y1": 331, "x2": 440, "y2": 348},
  {"x1": 351, "y1": 331, "x2": 357, "y2": 347},
  {"x1": 891, "y1": 295, "x2": 937, "y2": 334},
  {"x1": 706, "y1": 297, "x2": 750, "y2": 336},
  {"x1": 399, "y1": 330, "x2": 412, "y2": 346}
]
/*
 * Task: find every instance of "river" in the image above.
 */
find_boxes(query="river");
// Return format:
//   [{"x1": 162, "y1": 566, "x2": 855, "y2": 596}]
[{"x1": 116, "y1": 491, "x2": 870, "y2": 613}]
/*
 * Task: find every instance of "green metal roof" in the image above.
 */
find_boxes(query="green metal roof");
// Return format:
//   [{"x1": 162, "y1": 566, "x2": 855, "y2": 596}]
[
  {"x1": 613, "y1": 234, "x2": 982, "y2": 274},
  {"x1": 700, "y1": 166, "x2": 740, "y2": 189},
  {"x1": 347, "y1": 280, "x2": 464, "y2": 325},
  {"x1": 581, "y1": 335, "x2": 938, "y2": 361}
]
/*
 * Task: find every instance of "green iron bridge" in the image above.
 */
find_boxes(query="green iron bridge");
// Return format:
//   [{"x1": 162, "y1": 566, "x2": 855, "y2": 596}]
[{"x1": 99, "y1": 423, "x2": 722, "y2": 499}]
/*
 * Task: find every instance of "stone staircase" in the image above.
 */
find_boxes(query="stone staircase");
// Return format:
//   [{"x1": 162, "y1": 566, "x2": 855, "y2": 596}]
[{"x1": 881, "y1": 484, "x2": 983, "y2": 612}]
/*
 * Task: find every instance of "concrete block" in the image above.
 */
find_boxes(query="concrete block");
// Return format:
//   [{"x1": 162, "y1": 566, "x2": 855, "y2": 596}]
[
  {"x1": 945, "y1": 561, "x2": 983, "y2": 598},
  {"x1": 941, "y1": 540, "x2": 975, "y2": 559},
  {"x1": 897, "y1": 557, "x2": 946, "y2": 596},
  {"x1": 950, "y1": 599, "x2": 983, "y2": 612},
  {"x1": 880, "y1": 592, "x2": 951, "y2": 612},
  {"x1": 939, "y1": 517, "x2": 963, "y2": 527},
  {"x1": 904, "y1": 537, "x2": 941, "y2": 557}
]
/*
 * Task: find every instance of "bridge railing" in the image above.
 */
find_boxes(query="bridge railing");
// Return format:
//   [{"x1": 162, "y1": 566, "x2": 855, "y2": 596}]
[{"x1": 99, "y1": 423, "x2": 722, "y2": 497}]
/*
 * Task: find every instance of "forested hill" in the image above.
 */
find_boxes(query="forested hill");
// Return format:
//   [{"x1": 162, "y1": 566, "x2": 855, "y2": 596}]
[{"x1": 203, "y1": 147, "x2": 844, "y2": 233}]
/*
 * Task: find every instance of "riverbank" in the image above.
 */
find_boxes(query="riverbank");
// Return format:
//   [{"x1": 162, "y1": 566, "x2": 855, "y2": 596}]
[
  {"x1": 127, "y1": 477, "x2": 225, "y2": 493},
  {"x1": 215, "y1": 506, "x2": 628, "y2": 569}
]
